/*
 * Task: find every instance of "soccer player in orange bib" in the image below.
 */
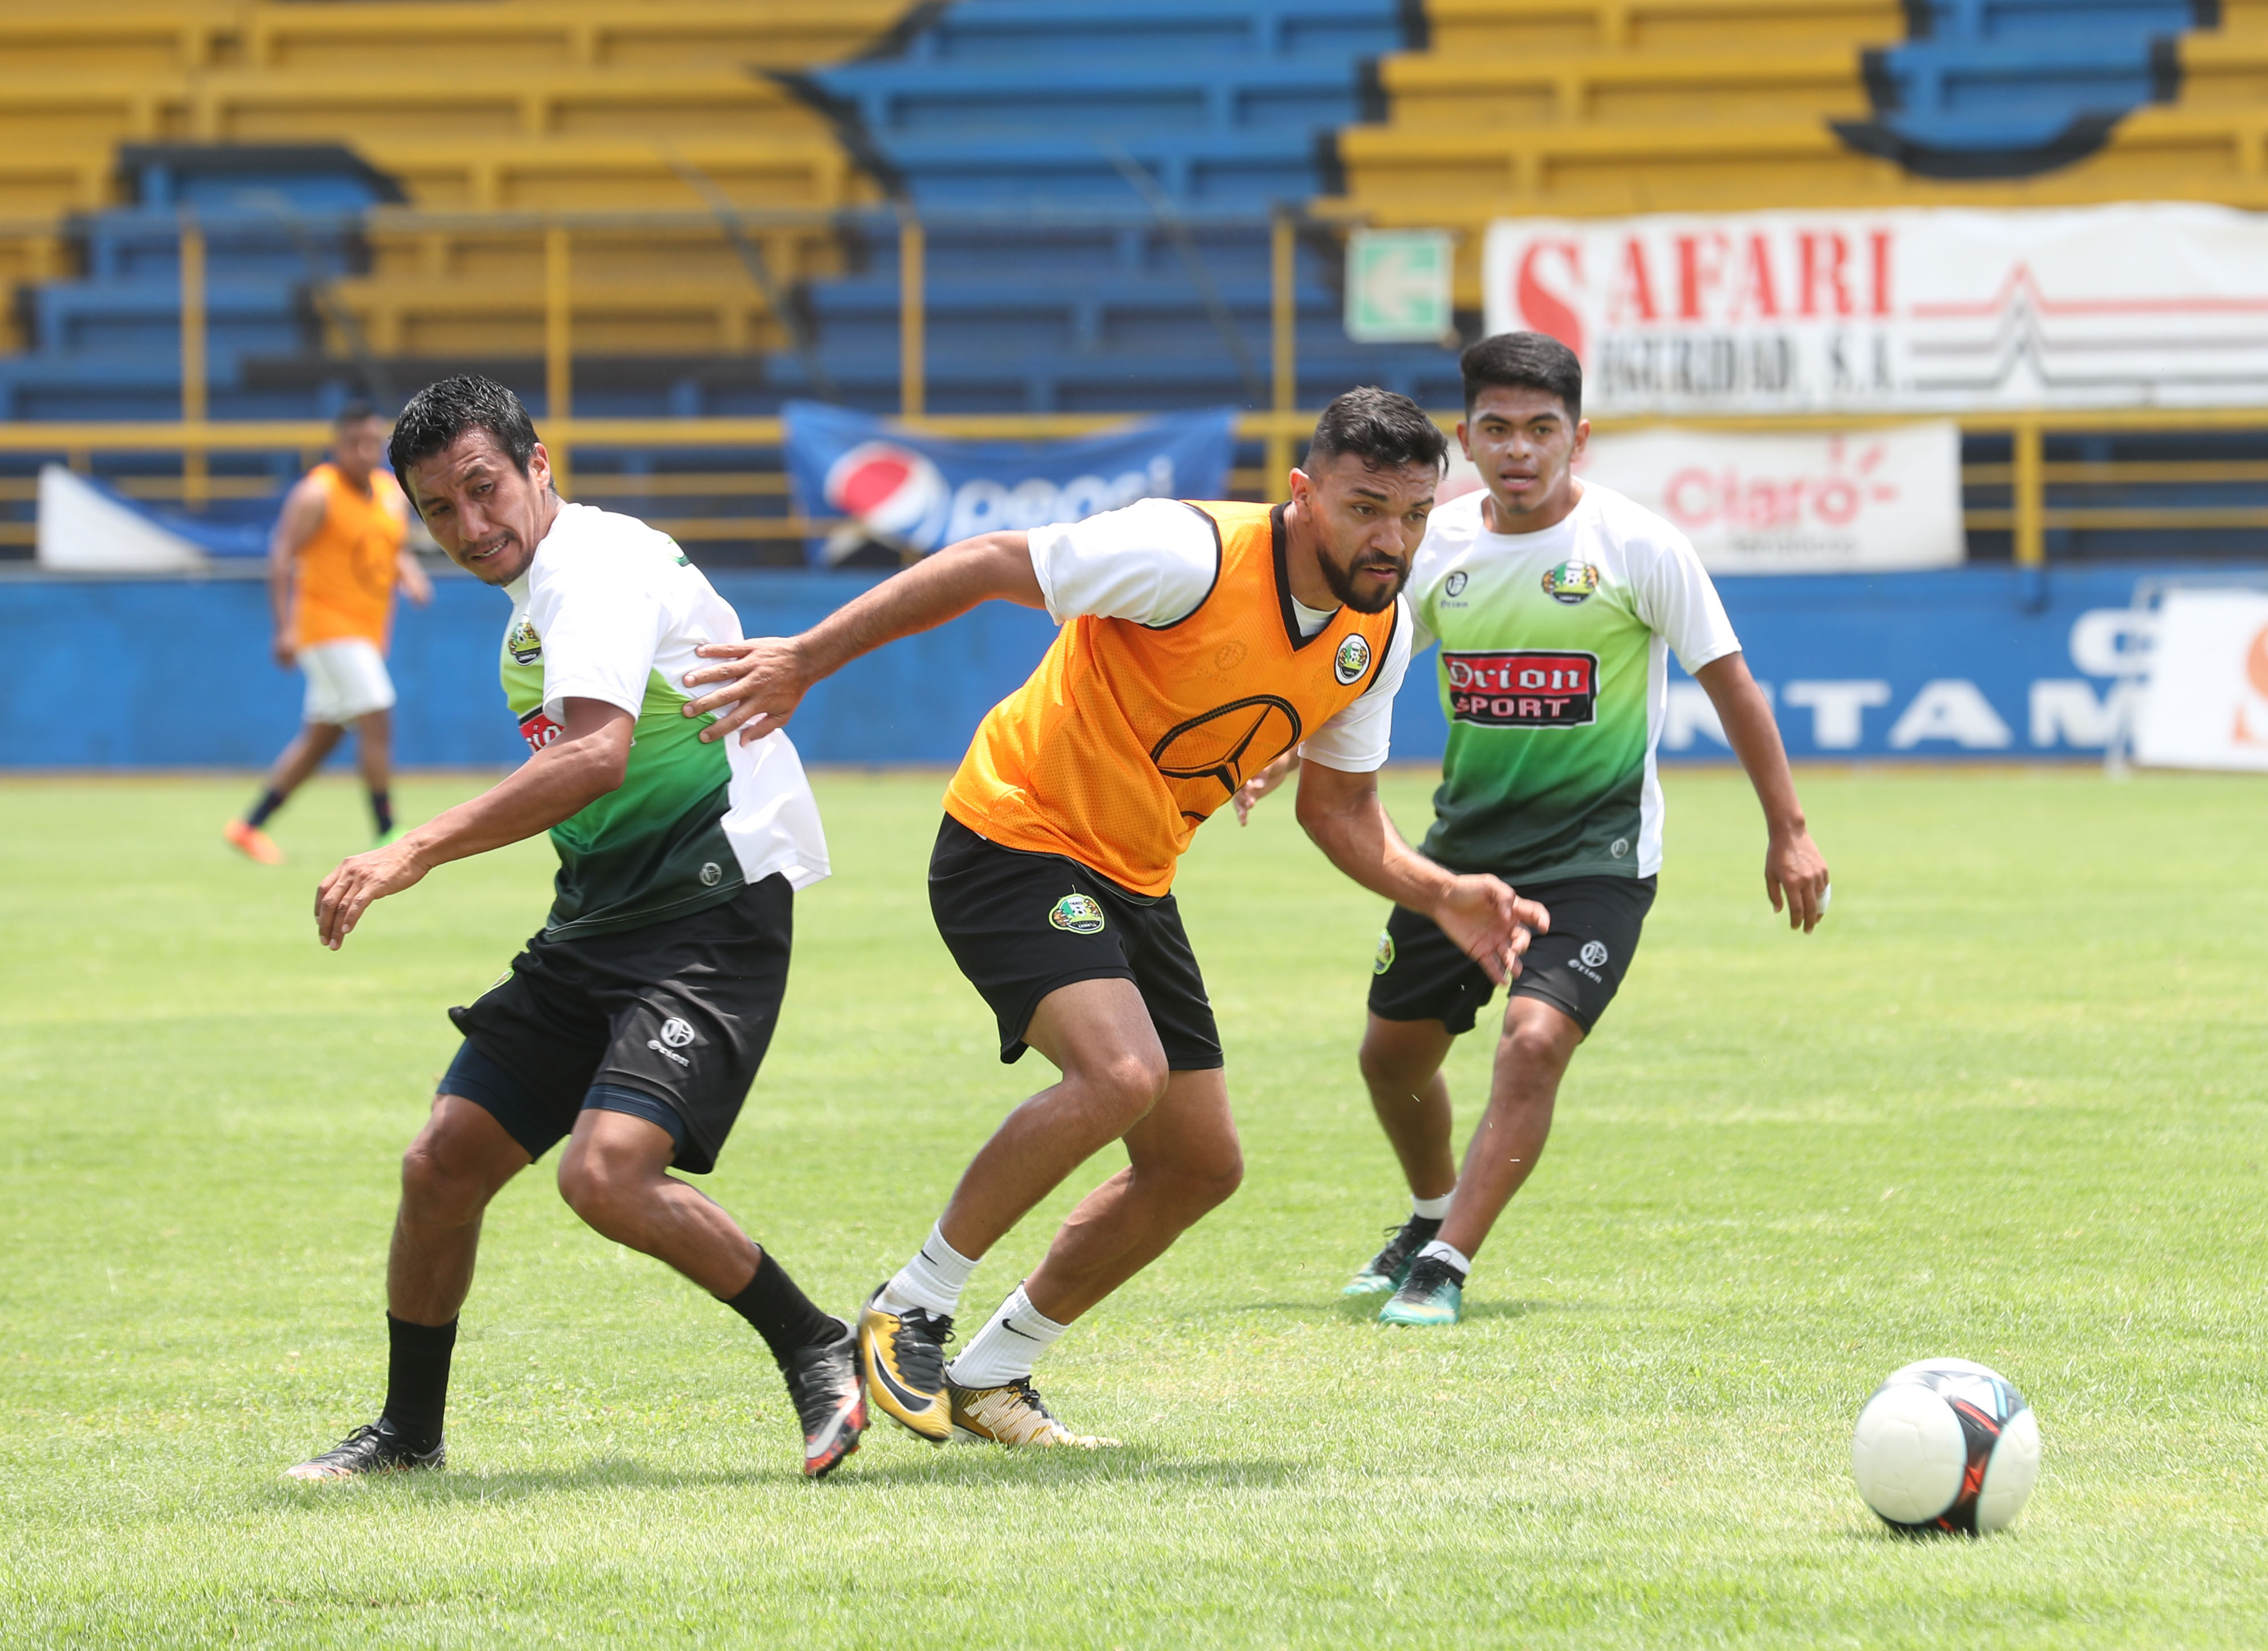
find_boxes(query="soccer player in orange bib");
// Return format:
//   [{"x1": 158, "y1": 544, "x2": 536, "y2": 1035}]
[
  {"x1": 226, "y1": 402, "x2": 431, "y2": 864},
  {"x1": 682, "y1": 389, "x2": 1548, "y2": 1448}
]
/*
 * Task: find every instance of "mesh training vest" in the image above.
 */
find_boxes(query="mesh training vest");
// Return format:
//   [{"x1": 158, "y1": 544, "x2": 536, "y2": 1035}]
[{"x1": 943, "y1": 501, "x2": 1400, "y2": 896}]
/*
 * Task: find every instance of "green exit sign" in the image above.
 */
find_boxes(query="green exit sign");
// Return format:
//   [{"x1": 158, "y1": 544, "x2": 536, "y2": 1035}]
[{"x1": 1345, "y1": 228, "x2": 1454, "y2": 344}]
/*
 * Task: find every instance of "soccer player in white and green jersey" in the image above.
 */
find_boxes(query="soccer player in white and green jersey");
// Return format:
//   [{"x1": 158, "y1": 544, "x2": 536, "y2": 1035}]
[
  {"x1": 1241, "y1": 333, "x2": 1829, "y2": 1326},
  {"x1": 283, "y1": 377, "x2": 864, "y2": 1481}
]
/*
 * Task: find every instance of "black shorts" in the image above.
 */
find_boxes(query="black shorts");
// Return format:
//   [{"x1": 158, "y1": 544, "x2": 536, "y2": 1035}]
[
  {"x1": 1366, "y1": 874, "x2": 1656, "y2": 1037},
  {"x1": 441, "y1": 876, "x2": 793, "y2": 1175},
  {"x1": 927, "y1": 814, "x2": 1223, "y2": 1071}
]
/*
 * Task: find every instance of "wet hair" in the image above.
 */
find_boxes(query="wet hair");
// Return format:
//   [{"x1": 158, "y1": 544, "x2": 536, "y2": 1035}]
[
  {"x1": 333, "y1": 399, "x2": 383, "y2": 428},
  {"x1": 1461, "y1": 331, "x2": 1582, "y2": 420},
  {"x1": 387, "y1": 375, "x2": 541, "y2": 485},
  {"x1": 1302, "y1": 385, "x2": 1449, "y2": 476}
]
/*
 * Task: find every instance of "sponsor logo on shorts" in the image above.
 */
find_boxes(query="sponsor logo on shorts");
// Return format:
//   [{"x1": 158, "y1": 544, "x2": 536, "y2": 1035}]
[
  {"x1": 659, "y1": 1017, "x2": 697, "y2": 1048},
  {"x1": 1445, "y1": 570, "x2": 1468, "y2": 597},
  {"x1": 1442, "y1": 650, "x2": 1599, "y2": 729},
  {"x1": 1542, "y1": 560, "x2": 1600, "y2": 605},
  {"x1": 1374, "y1": 930, "x2": 1396, "y2": 975},
  {"x1": 505, "y1": 617, "x2": 543, "y2": 665},
  {"x1": 699, "y1": 861, "x2": 722, "y2": 887},
  {"x1": 1334, "y1": 633, "x2": 1372, "y2": 686},
  {"x1": 1048, "y1": 893, "x2": 1105, "y2": 935},
  {"x1": 647, "y1": 1016, "x2": 697, "y2": 1068},
  {"x1": 1579, "y1": 940, "x2": 1610, "y2": 969}
]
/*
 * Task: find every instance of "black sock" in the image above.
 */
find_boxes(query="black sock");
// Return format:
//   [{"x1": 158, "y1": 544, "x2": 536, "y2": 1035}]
[
  {"x1": 381, "y1": 1314, "x2": 457, "y2": 1452},
  {"x1": 244, "y1": 788, "x2": 287, "y2": 829},
  {"x1": 723, "y1": 1250, "x2": 838, "y2": 1366},
  {"x1": 369, "y1": 789, "x2": 393, "y2": 835}
]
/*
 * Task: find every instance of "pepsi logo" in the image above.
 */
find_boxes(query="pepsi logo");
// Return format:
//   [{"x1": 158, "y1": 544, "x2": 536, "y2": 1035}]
[{"x1": 823, "y1": 440, "x2": 950, "y2": 549}]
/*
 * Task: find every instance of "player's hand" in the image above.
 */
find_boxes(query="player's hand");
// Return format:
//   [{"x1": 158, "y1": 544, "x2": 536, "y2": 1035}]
[
  {"x1": 1232, "y1": 753, "x2": 1298, "y2": 825},
  {"x1": 1767, "y1": 827, "x2": 1831, "y2": 933},
  {"x1": 1430, "y1": 873, "x2": 1549, "y2": 986},
  {"x1": 681, "y1": 638, "x2": 812, "y2": 746},
  {"x1": 315, "y1": 840, "x2": 431, "y2": 951},
  {"x1": 272, "y1": 636, "x2": 296, "y2": 669}
]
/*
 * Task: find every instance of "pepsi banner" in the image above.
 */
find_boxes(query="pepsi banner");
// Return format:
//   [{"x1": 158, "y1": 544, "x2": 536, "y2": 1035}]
[{"x1": 783, "y1": 400, "x2": 1237, "y2": 566}]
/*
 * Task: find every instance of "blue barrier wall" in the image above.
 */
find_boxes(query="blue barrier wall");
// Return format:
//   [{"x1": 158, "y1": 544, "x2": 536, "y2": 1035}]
[{"x1": 0, "y1": 562, "x2": 2242, "y2": 770}]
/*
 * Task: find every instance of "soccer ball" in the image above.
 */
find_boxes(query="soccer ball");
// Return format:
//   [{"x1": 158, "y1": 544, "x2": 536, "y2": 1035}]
[{"x1": 1851, "y1": 1358, "x2": 2041, "y2": 1535}]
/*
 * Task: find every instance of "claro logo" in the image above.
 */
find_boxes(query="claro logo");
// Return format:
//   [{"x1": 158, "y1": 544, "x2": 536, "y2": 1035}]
[{"x1": 1661, "y1": 438, "x2": 1900, "y2": 533}]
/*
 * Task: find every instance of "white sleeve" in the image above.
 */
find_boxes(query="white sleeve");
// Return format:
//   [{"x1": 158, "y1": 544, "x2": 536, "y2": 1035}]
[
  {"x1": 1028, "y1": 498, "x2": 1220, "y2": 627},
  {"x1": 528, "y1": 551, "x2": 665, "y2": 723},
  {"x1": 1631, "y1": 526, "x2": 1740, "y2": 674},
  {"x1": 1299, "y1": 598, "x2": 1412, "y2": 774}
]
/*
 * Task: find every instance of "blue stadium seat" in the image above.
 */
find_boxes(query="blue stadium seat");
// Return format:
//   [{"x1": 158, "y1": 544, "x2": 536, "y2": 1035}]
[
  {"x1": 789, "y1": 0, "x2": 1462, "y2": 416},
  {"x1": 1836, "y1": 0, "x2": 2213, "y2": 176}
]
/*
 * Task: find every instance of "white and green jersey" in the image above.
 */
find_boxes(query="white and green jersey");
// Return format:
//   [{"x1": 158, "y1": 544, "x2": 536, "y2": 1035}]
[
  {"x1": 500, "y1": 502, "x2": 829, "y2": 938},
  {"x1": 1409, "y1": 483, "x2": 1739, "y2": 884}
]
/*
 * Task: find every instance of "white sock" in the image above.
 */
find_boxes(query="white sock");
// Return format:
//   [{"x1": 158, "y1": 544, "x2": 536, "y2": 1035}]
[
  {"x1": 879, "y1": 1222, "x2": 978, "y2": 1318},
  {"x1": 1416, "y1": 1238, "x2": 1472, "y2": 1279},
  {"x1": 1411, "y1": 1193, "x2": 1453, "y2": 1221},
  {"x1": 943, "y1": 1283, "x2": 1068, "y2": 1390}
]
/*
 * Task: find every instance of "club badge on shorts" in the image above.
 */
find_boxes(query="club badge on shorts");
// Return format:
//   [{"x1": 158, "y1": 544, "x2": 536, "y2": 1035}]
[
  {"x1": 1048, "y1": 893, "x2": 1105, "y2": 935},
  {"x1": 1374, "y1": 931, "x2": 1396, "y2": 975}
]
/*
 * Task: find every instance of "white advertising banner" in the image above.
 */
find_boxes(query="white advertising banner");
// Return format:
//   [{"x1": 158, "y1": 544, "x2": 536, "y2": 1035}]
[
  {"x1": 1483, "y1": 203, "x2": 2268, "y2": 413},
  {"x1": 1437, "y1": 422, "x2": 1965, "y2": 572},
  {"x1": 2131, "y1": 589, "x2": 2268, "y2": 772}
]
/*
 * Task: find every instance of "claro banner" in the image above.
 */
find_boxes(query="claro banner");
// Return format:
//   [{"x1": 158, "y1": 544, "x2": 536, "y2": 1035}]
[
  {"x1": 1483, "y1": 203, "x2": 2268, "y2": 413},
  {"x1": 783, "y1": 400, "x2": 1235, "y2": 565}
]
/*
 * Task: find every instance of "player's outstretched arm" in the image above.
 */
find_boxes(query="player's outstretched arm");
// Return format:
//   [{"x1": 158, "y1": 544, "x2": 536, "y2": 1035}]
[
  {"x1": 313, "y1": 699, "x2": 634, "y2": 950},
  {"x1": 266, "y1": 476, "x2": 325, "y2": 667},
  {"x1": 1292, "y1": 759, "x2": 1548, "y2": 985},
  {"x1": 680, "y1": 530, "x2": 1045, "y2": 745},
  {"x1": 1693, "y1": 651, "x2": 1830, "y2": 932}
]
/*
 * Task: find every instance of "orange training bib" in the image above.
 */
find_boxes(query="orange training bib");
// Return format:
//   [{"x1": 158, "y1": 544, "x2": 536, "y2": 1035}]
[
  {"x1": 289, "y1": 463, "x2": 408, "y2": 649},
  {"x1": 943, "y1": 501, "x2": 1400, "y2": 896}
]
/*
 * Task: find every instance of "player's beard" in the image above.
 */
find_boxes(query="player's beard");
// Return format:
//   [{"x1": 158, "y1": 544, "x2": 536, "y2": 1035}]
[{"x1": 1316, "y1": 542, "x2": 1410, "y2": 614}]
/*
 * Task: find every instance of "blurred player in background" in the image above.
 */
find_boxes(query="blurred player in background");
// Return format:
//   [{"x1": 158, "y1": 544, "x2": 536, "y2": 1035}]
[
  {"x1": 683, "y1": 389, "x2": 1542, "y2": 1449},
  {"x1": 284, "y1": 377, "x2": 861, "y2": 1483},
  {"x1": 224, "y1": 402, "x2": 431, "y2": 864},
  {"x1": 1238, "y1": 333, "x2": 1829, "y2": 1328}
]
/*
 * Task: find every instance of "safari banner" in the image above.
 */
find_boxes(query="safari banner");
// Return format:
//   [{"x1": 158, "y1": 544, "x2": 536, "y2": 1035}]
[
  {"x1": 1483, "y1": 203, "x2": 2268, "y2": 414},
  {"x1": 783, "y1": 401, "x2": 1236, "y2": 566}
]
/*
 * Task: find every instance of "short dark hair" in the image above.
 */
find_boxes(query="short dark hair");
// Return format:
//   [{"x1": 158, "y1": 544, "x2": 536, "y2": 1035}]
[
  {"x1": 334, "y1": 399, "x2": 381, "y2": 428},
  {"x1": 1460, "y1": 331, "x2": 1582, "y2": 420},
  {"x1": 387, "y1": 375, "x2": 541, "y2": 484},
  {"x1": 1303, "y1": 386, "x2": 1448, "y2": 476}
]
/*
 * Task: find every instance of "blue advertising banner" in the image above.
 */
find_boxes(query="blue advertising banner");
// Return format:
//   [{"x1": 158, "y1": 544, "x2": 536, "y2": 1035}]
[
  {"x1": 782, "y1": 401, "x2": 1237, "y2": 565},
  {"x1": 4, "y1": 562, "x2": 2253, "y2": 771}
]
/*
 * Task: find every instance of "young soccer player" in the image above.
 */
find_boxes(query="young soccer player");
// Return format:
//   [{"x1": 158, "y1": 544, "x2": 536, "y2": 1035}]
[
  {"x1": 226, "y1": 402, "x2": 431, "y2": 863},
  {"x1": 1238, "y1": 333, "x2": 1829, "y2": 1326},
  {"x1": 285, "y1": 377, "x2": 861, "y2": 1481},
  {"x1": 681, "y1": 389, "x2": 1546, "y2": 1446}
]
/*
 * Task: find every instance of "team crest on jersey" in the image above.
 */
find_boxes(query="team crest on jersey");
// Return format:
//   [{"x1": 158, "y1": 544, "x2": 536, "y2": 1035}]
[
  {"x1": 1048, "y1": 893, "x2": 1105, "y2": 935},
  {"x1": 505, "y1": 617, "x2": 543, "y2": 664},
  {"x1": 1333, "y1": 633, "x2": 1372, "y2": 686},
  {"x1": 1542, "y1": 560, "x2": 1599, "y2": 605}
]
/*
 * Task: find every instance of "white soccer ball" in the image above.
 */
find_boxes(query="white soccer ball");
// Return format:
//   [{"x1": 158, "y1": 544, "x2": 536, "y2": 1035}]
[{"x1": 1851, "y1": 1358, "x2": 2041, "y2": 1535}]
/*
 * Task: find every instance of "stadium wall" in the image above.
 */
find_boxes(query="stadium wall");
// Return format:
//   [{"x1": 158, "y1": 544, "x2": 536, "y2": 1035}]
[{"x1": 3, "y1": 564, "x2": 2239, "y2": 770}]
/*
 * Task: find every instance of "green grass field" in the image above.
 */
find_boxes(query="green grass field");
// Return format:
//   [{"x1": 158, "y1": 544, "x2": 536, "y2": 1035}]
[{"x1": 2, "y1": 766, "x2": 2265, "y2": 1648}]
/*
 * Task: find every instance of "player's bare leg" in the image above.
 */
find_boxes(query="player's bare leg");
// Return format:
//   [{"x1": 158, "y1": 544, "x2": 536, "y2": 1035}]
[
  {"x1": 351, "y1": 708, "x2": 398, "y2": 841},
  {"x1": 555, "y1": 1110, "x2": 761, "y2": 1297},
  {"x1": 1358, "y1": 1016, "x2": 1458, "y2": 1201},
  {"x1": 1344, "y1": 1015, "x2": 1458, "y2": 1294},
  {"x1": 859, "y1": 976, "x2": 1237, "y2": 1445},
  {"x1": 226, "y1": 720, "x2": 344, "y2": 863},
  {"x1": 388, "y1": 1093, "x2": 531, "y2": 1326},
  {"x1": 1016, "y1": 1064, "x2": 1241, "y2": 1324},
  {"x1": 1382, "y1": 996, "x2": 1582, "y2": 1327}
]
